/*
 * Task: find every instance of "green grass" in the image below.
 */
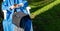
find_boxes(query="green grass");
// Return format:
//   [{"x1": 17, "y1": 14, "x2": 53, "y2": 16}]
[
  {"x1": 31, "y1": 0, "x2": 60, "y2": 18},
  {"x1": 29, "y1": 0, "x2": 60, "y2": 31},
  {"x1": 32, "y1": 4, "x2": 60, "y2": 31}
]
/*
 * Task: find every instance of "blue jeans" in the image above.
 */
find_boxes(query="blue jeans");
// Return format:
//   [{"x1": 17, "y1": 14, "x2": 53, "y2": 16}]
[{"x1": 20, "y1": 15, "x2": 33, "y2": 31}]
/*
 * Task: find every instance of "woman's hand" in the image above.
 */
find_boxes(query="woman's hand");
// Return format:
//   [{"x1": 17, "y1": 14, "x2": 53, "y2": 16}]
[
  {"x1": 14, "y1": 4, "x2": 19, "y2": 8},
  {"x1": 10, "y1": 4, "x2": 19, "y2": 9},
  {"x1": 10, "y1": 4, "x2": 23, "y2": 9}
]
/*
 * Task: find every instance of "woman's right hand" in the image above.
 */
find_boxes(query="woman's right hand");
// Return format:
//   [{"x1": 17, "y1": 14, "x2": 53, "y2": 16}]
[
  {"x1": 10, "y1": 4, "x2": 19, "y2": 9},
  {"x1": 14, "y1": 4, "x2": 19, "y2": 8}
]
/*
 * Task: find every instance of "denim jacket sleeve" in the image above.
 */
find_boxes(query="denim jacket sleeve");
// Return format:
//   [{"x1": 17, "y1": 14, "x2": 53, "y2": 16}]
[{"x1": 2, "y1": 0, "x2": 12, "y2": 11}]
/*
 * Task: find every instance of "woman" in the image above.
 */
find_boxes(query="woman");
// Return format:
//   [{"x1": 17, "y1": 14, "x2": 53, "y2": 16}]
[{"x1": 2, "y1": 0, "x2": 33, "y2": 31}]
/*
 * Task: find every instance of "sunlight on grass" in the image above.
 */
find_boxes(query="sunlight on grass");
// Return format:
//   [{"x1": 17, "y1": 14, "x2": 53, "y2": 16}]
[
  {"x1": 31, "y1": 0, "x2": 60, "y2": 19},
  {"x1": 29, "y1": 0, "x2": 54, "y2": 9}
]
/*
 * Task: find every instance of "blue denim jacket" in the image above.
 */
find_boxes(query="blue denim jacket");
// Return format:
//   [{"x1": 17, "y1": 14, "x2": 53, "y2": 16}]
[{"x1": 2, "y1": 0, "x2": 33, "y2": 31}]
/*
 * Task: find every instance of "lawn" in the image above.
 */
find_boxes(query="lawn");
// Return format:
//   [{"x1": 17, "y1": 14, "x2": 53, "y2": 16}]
[{"x1": 30, "y1": 0, "x2": 60, "y2": 31}]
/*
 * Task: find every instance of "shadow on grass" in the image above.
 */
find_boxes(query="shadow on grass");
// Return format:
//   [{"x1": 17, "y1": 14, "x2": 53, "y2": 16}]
[
  {"x1": 0, "y1": 0, "x2": 4, "y2": 31},
  {"x1": 32, "y1": 4, "x2": 60, "y2": 31},
  {"x1": 28, "y1": 0, "x2": 44, "y2": 4},
  {"x1": 30, "y1": 0, "x2": 55, "y2": 13}
]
